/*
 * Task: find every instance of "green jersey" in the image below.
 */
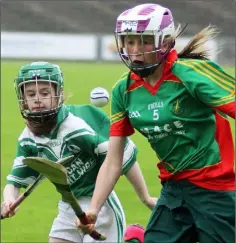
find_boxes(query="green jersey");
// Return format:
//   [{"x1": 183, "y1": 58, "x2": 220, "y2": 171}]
[
  {"x1": 7, "y1": 105, "x2": 138, "y2": 198},
  {"x1": 110, "y1": 49, "x2": 235, "y2": 190}
]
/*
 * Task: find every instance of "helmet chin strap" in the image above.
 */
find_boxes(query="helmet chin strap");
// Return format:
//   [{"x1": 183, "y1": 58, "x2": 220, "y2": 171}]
[
  {"x1": 22, "y1": 108, "x2": 59, "y2": 125},
  {"x1": 131, "y1": 63, "x2": 159, "y2": 78},
  {"x1": 131, "y1": 39, "x2": 176, "y2": 78}
]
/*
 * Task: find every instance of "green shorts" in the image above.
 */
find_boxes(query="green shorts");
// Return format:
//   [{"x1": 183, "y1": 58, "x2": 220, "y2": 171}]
[{"x1": 145, "y1": 180, "x2": 235, "y2": 243}]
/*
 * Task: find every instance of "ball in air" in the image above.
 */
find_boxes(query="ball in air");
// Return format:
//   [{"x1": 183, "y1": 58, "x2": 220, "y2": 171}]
[{"x1": 90, "y1": 87, "x2": 109, "y2": 107}]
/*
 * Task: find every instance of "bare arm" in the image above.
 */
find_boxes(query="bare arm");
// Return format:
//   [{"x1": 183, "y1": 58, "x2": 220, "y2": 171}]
[
  {"x1": 125, "y1": 162, "x2": 157, "y2": 210},
  {"x1": 89, "y1": 136, "x2": 126, "y2": 215},
  {"x1": 3, "y1": 184, "x2": 20, "y2": 202},
  {"x1": 2, "y1": 184, "x2": 20, "y2": 217}
]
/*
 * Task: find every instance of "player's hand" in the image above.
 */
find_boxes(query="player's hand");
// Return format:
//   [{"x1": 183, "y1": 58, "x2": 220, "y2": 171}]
[
  {"x1": 143, "y1": 196, "x2": 158, "y2": 210},
  {"x1": 75, "y1": 211, "x2": 97, "y2": 235},
  {"x1": 1, "y1": 201, "x2": 19, "y2": 218}
]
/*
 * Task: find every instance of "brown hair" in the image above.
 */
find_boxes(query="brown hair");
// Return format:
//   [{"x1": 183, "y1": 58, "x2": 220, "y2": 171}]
[
  {"x1": 174, "y1": 25, "x2": 220, "y2": 60},
  {"x1": 26, "y1": 119, "x2": 57, "y2": 136}
]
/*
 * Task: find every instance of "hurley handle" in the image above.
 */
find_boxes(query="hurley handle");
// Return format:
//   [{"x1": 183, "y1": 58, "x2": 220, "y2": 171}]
[
  {"x1": 77, "y1": 212, "x2": 106, "y2": 241},
  {"x1": 1, "y1": 194, "x2": 25, "y2": 220}
]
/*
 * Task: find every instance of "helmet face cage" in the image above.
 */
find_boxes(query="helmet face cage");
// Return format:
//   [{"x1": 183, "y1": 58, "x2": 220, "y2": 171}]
[
  {"x1": 114, "y1": 4, "x2": 175, "y2": 78},
  {"x1": 14, "y1": 62, "x2": 64, "y2": 124},
  {"x1": 115, "y1": 30, "x2": 166, "y2": 77}
]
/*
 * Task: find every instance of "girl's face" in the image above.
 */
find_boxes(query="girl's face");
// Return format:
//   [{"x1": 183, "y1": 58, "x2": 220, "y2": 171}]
[
  {"x1": 23, "y1": 81, "x2": 58, "y2": 112},
  {"x1": 124, "y1": 35, "x2": 157, "y2": 64}
]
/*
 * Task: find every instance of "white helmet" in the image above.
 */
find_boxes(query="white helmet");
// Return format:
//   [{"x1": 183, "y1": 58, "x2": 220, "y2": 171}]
[{"x1": 115, "y1": 3, "x2": 175, "y2": 77}]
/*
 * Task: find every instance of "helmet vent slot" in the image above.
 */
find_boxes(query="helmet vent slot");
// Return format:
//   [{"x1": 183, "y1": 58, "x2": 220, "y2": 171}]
[{"x1": 138, "y1": 6, "x2": 156, "y2": 15}]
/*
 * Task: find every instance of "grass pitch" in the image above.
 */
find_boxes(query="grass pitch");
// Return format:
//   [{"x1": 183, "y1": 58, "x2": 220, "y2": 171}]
[{"x1": 1, "y1": 61, "x2": 235, "y2": 242}]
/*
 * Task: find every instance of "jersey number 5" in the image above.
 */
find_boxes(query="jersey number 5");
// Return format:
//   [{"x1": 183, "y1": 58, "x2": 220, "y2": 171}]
[{"x1": 153, "y1": 109, "x2": 159, "y2": 120}]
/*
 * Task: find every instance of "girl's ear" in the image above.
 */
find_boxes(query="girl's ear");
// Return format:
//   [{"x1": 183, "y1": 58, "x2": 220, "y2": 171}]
[
  {"x1": 160, "y1": 38, "x2": 175, "y2": 55},
  {"x1": 161, "y1": 37, "x2": 172, "y2": 52}
]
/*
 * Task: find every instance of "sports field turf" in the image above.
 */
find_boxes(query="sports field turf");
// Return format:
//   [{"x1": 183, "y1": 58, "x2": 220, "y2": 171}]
[{"x1": 1, "y1": 61, "x2": 235, "y2": 242}]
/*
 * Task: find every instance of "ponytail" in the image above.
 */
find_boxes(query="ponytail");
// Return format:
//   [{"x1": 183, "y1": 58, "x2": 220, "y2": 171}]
[{"x1": 174, "y1": 25, "x2": 220, "y2": 60}]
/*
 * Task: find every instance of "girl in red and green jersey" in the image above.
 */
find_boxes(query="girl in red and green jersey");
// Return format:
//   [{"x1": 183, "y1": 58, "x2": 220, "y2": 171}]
[{"x1": 76, "y1": 3, "x2": 235, "y2": 243}]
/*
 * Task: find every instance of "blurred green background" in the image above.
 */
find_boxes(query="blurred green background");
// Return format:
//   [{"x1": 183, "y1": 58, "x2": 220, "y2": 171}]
[{"x1": 1, "y1": 61, "x2": 235, "y2": 242}]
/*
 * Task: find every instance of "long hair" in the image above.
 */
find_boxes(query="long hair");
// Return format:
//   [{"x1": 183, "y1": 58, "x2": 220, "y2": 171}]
[{"x1": 174, "y1": 25, "x2": 220, "y2": 60}]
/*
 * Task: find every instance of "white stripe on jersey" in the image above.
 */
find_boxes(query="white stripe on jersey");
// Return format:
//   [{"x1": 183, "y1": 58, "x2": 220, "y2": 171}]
[
  {"x1": 123, "y1": 139, "x2": 136, "y2": 166},
  {"x1": 59, "y1": 114, "x2": 96, "y2": 138},
  {"x1": 64, "y1": 131, "x2": 95, "y2": 142},
  {"x1": 20, "y1": 141, "x2": 37, "y2": 147},
  {"x1": 12, "y1": 156, "x2": 25, "y2": 168},
  {"x1": 95, "y1": 138, "x2": 136, "y2": 167},
  {"x1": 94, "y1": 141, "x2": 109, "y2": 155},
  {"x1": 7, "y1": 175, "x2": 37, "y2": 186}
]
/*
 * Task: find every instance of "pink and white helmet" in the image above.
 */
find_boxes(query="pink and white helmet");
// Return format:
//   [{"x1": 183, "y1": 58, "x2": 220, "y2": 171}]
[{"x1": 115, "y1": 3, "x2": 175, "y2": 77}]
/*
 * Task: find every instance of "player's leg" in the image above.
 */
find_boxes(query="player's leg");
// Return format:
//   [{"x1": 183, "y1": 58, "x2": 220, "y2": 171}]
[
  {"x1": 142, "y1": 181, "x2": 198, "y2": 243},
  {"x1": 144, "y1": 204, "x2": 198, "y2": 243},
  {"x1": 49, "y1": 200, "x2": 83, "y2": 243},
  {"x1": 83, "y1": 191, "x2": 126, "y2": 243},
  {"x1": 185, "y1": 184, "x2": 235, "y2": 243}
]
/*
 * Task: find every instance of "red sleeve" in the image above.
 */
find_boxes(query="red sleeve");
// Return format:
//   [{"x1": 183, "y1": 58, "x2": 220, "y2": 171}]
[
  {"x1": 215, "y1": 101, "x2": 235, "y2": 119},
  {"x1": 110, "y1": 116, "x2": 135, "y2": 136}
]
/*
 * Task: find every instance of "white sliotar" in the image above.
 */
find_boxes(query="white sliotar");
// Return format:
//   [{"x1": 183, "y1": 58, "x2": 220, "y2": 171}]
[{"x1": 90, "y1": 87, "x2": 109, "y2": 107}]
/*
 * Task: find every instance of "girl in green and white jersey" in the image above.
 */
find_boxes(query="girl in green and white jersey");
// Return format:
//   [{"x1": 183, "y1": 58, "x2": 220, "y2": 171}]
[{"x1": 2, "y1": 61, "x2": 156, "y2": 243}]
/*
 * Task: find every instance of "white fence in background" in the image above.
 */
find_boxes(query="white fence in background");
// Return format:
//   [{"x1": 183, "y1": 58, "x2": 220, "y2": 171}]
[
  {"x1": 2, "y1": 31, "x2": 233, "y2": 65},
  {"x1": 1, "y1": 32, "x2": 97, "y2": 60}
]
